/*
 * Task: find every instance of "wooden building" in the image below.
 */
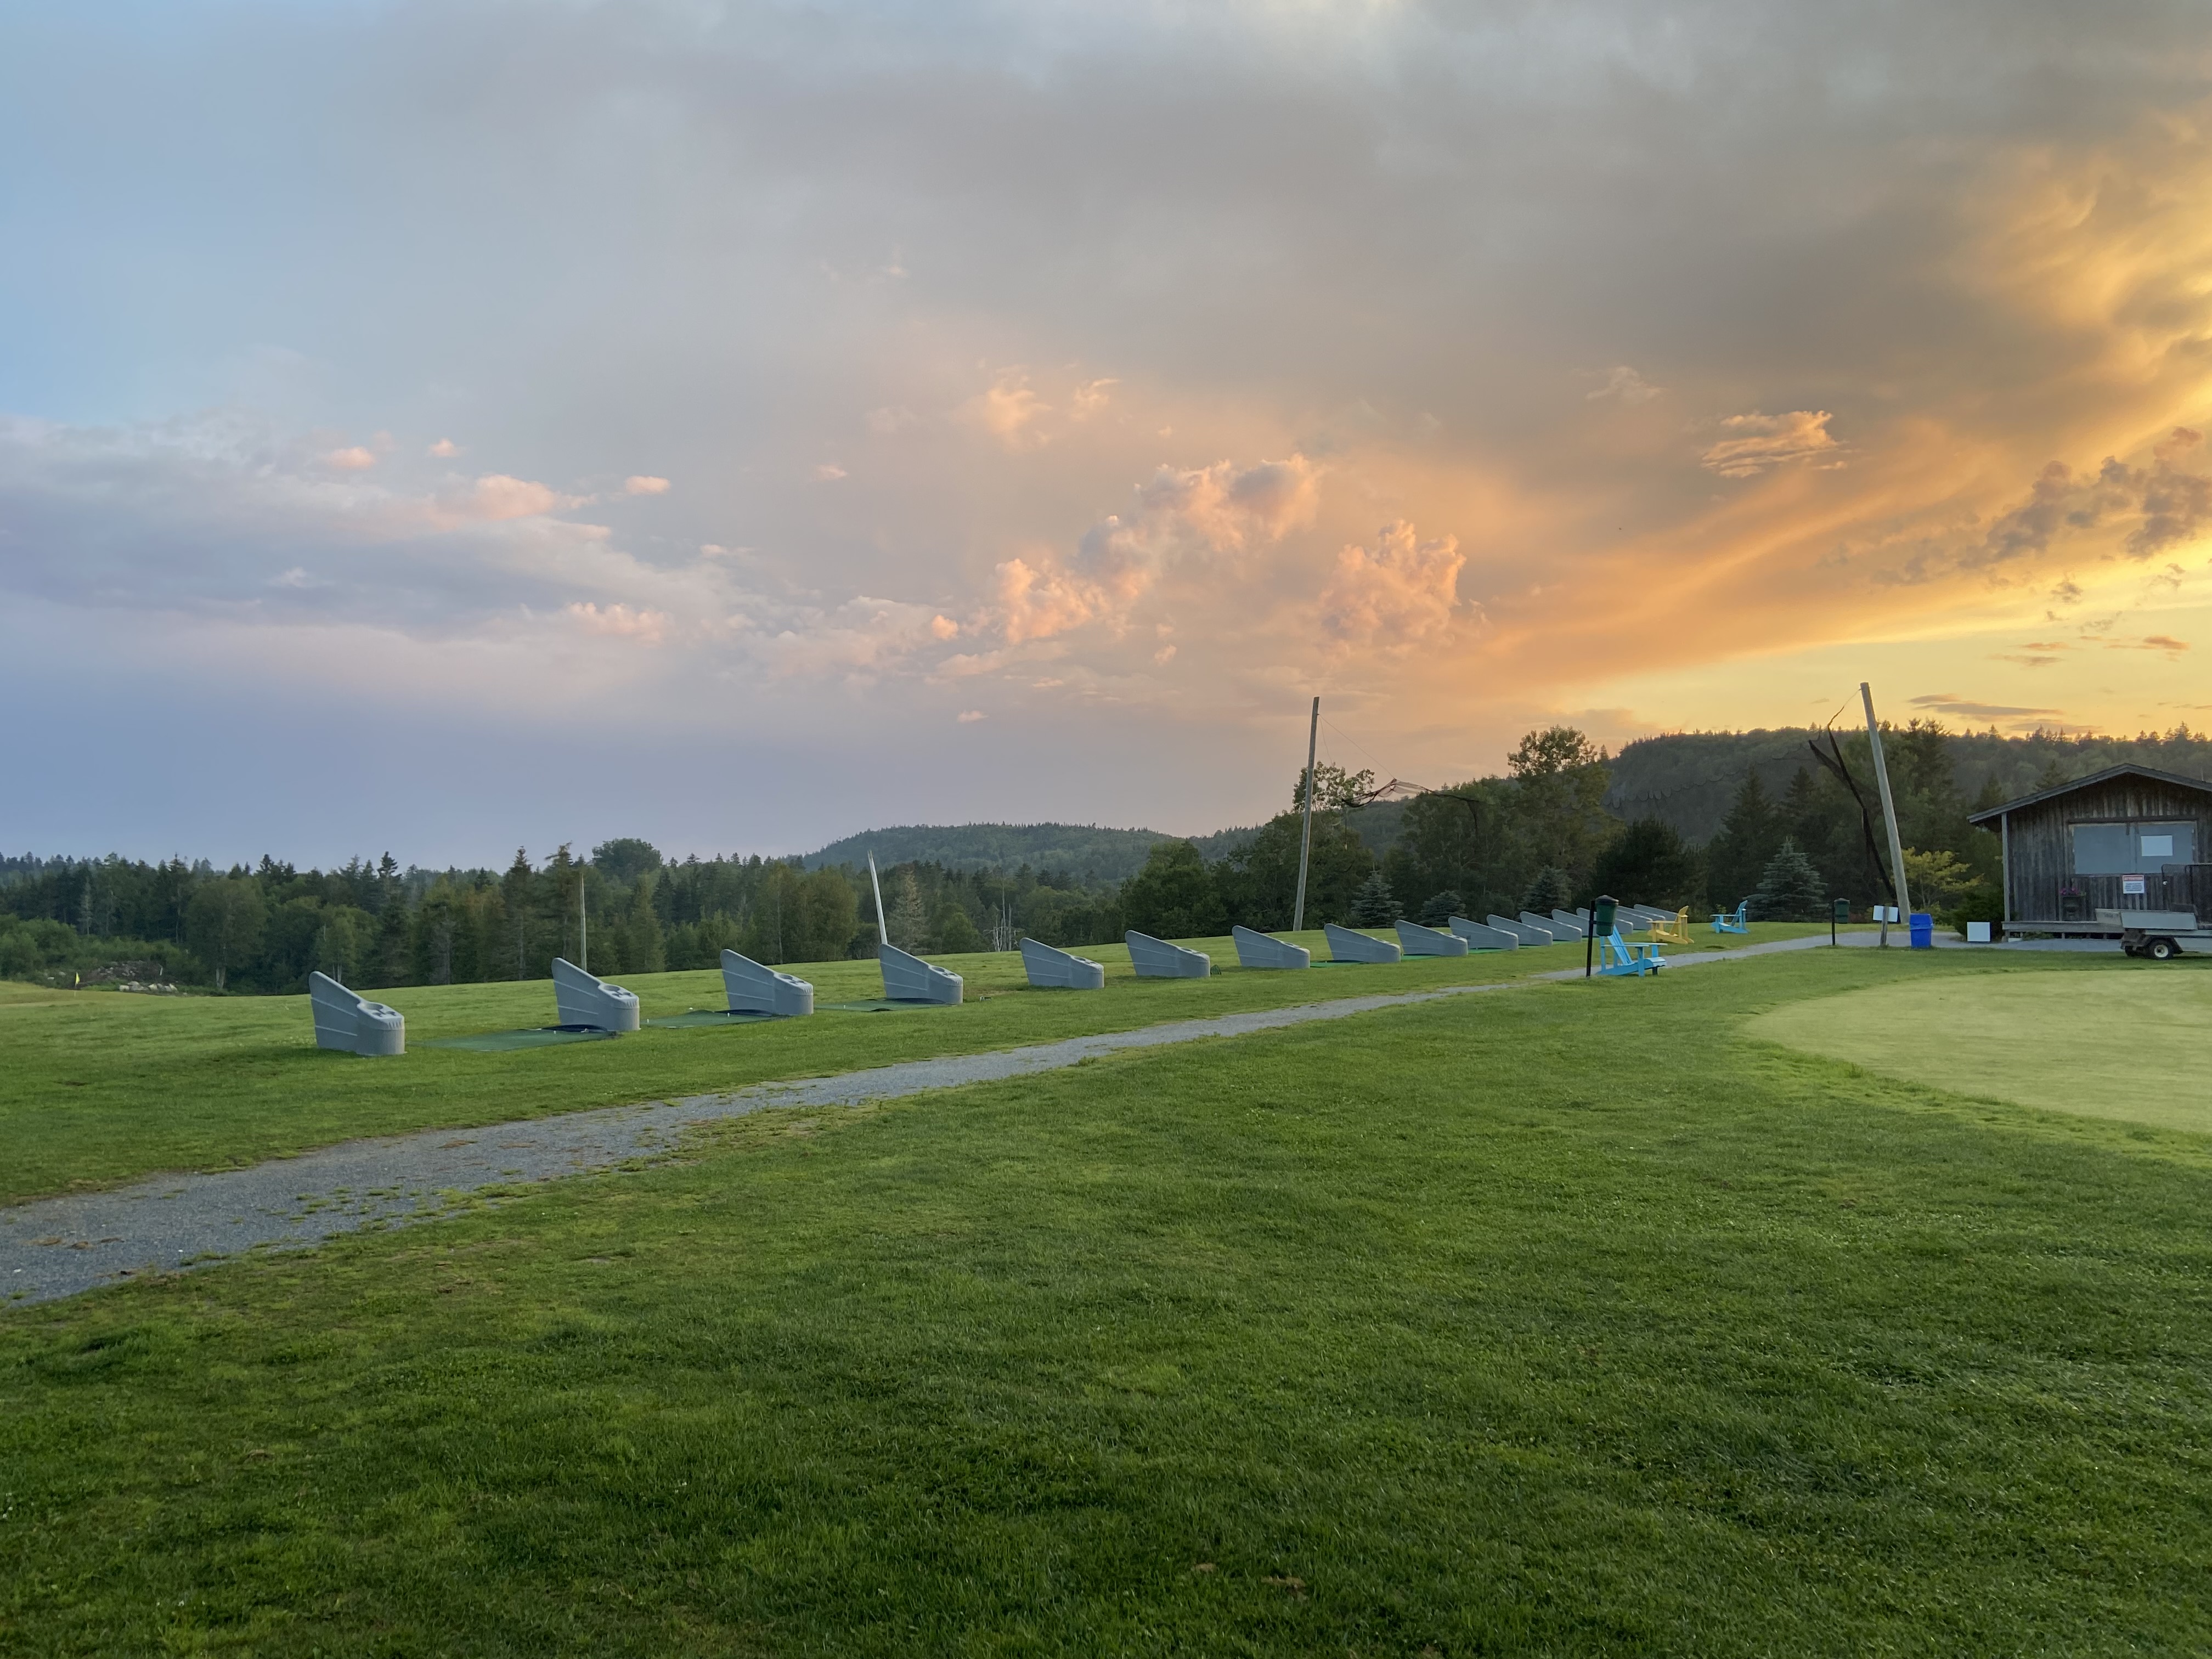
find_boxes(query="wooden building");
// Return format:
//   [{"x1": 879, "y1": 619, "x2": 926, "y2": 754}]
[{"x1": 1968, "y1": 763, "x2": 2212, "y2": 932}]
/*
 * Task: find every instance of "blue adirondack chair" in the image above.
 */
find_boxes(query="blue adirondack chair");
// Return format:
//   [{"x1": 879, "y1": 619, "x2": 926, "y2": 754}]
[
  {"x1": 1711, "y1": 900, "x2": 1750, "y2": 935},
  {"x1": 1596, "y1": 929, "x2": 1665, "y2": 977}
]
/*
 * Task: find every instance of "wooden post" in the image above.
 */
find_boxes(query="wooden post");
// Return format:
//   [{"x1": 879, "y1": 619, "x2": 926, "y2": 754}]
[
  {"x1": 2000, "y1": 814, "x2": 2011, "y2": 927},
  {"x1": 1292, "y1": 696, "x2": 1320, "y2": 933},
  {"x1": 1859, "y1": 682, "x2": 1912, "y2": 944}
]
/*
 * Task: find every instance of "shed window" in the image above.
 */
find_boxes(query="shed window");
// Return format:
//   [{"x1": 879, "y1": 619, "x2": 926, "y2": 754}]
[
  {"x1": 2070, "y1": 821, "x2": 2198, "y2": 873},
  {"x1": 2071, "y1": 823, "x2": 2134, "y2": 874},
  {"x1": 2137, "y1": 823, "x2": 2196, "y2": 866}
]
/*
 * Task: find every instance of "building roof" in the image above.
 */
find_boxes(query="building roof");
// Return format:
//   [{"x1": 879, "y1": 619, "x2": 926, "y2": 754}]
[{"x1": 1967, "y1": 762, "x2": 2212, "y2": 826}]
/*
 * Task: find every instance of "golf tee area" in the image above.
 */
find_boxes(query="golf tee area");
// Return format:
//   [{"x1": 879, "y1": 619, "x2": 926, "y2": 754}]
[{"x1": 4, "y1": 934, "x2": 2210, "y2": 1655}]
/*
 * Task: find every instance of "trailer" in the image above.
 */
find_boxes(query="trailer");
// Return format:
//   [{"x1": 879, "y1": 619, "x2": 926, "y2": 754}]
[{"x1": 2109, "y1": 909, "x2": 2212, "y2": 961}]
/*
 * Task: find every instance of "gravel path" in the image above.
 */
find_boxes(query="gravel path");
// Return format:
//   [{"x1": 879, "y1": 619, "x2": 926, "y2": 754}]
[{"x1": 4, "y1": 935, "x2": 1848, "y2": 1306}]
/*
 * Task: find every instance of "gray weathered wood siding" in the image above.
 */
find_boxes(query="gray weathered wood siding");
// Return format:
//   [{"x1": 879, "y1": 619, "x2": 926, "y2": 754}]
[{"x1": 1999, "y1": 776, "x2": 2212, "y2": 921}]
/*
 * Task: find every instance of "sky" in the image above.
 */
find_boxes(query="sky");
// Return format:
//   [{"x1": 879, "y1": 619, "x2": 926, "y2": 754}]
[{"x1": 3, "y1": 0, "x2": 2210, "y2": 867}]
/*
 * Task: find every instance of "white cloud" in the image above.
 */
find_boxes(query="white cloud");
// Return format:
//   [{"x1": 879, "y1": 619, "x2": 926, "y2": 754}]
[
  {"x1": 323, "y1": 445, "x2": 377, "y2": 471},
  {"x1": 1588, "y1": 366, "x2": 1661, "y2": 404},
  {"x1": 566, "y1": 601, "x2": 667, "y2": 644},
  {"x1": 957, "y1": 708, "x2": 986, "y2": 722},
  {"x1": 867, "y1": 405, "x2": 919, "y2": 435},
  {"x1": 623, "y1": 474, "x2": 670, "y2": 495},
  {"x1": 427, "y1": 438, "x2": 459, "y2": 459},
  {"x1": 814, "y1": 462, "x2": 848, "y2": 481},
  {"x1": 1071, "y1": 378, "x2": 1118, "y2": 418},
  {"x1": 1700, "y1": 411, "x2": 1842, "y2": 477}
]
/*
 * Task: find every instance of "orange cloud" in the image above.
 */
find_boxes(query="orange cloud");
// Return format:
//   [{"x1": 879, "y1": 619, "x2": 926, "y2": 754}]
[
  {"x1": 1320, "y1": 521, "x2": 1465, "y2": 646},
  {"x1": 1700, "y1": 411, "x2": 1841, "y2": 478},
  {"x1": 995, "y1": 455, "x2": 1321, "y2": 645},
  {"x1": 446, "y1": 475, "x2": 584, "y2": 522},
  {"x1": 967, "y1": 370, "x2": 1049, "y2": 449}
]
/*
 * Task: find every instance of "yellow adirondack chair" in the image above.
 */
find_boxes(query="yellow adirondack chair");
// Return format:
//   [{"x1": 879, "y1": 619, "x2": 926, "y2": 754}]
[{"x1": 1647, "y1": 907, "x2": 1692, "y2": 946}]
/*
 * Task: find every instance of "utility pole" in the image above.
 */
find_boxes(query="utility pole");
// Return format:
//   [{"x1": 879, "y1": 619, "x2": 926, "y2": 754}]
[
  {"x1": 1291, "y1": 696, "x2": 1321, "y2": 933},
  {"x1": 1860, "y1": 682, "x2": 1912, "y2": 945}
]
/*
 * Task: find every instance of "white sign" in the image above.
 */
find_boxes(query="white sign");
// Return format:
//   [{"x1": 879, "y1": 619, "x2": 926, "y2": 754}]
[{"x1": 2122, "y1": 874, "x2": 2147, "y2": 895}]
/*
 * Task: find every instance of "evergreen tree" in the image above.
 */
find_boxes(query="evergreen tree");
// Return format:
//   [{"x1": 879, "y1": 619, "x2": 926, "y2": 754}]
[
  {"x1": 1520, "y1": 866, "x2": 1570, "y2": 915},
  {"x1": 1418, "y1": 889, "x2": 1464, "y2": 927},
  {"x1": 622, "y1": 873, "x2": 667, "y2": 973},
  {"x1": 413, "y1": 882, "x2": 459, "y2": 985},
  {"x1": 1348, "y1": 870, "x2": 1399, "y2": 926},
  {"x1": 372, "y1": 895, "x2": 411, "y2": 987},
  {"x1": 1750, "y1": 838, "x2": 1827, "y2": 921},
  {"x1": 1587, "y1": 819, "x2": 1701, "y2": 910},
  {"x1": 501, "y1": 849, "x2": 535, "y2": 979},
  {"x1": 1706, "y1": 770, "x2": 1782, "y2": 910},
  {"x1": 888, "y1": 868, "x2": 931, "y2": 952}
]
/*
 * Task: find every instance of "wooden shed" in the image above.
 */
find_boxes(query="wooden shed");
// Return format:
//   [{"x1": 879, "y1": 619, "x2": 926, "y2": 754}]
[{"x1": 1968, "y1": 763, "x2": 2212, "y2": 932}]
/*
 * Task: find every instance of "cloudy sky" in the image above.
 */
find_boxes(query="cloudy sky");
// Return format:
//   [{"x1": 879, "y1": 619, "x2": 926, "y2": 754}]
[{"x1": 5, "y1": 1, "x2": 2210, "y2": 865}]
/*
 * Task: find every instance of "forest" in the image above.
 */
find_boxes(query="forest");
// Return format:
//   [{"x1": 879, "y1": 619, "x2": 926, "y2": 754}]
[{"x1": 5, "y1": 721, "x2": 2205, "y2": 994}]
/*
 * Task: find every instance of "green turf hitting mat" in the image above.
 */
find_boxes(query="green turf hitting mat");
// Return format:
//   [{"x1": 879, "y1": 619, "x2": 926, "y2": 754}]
[
  {"x1": 643, "y1": 1009, "x2": 785, "y2": 1029},
  {"x1": 821, "y1": 998, "x2": 963, "y2": 1013},
  {"x1": 422, "y1": 1026, "x2": 623, "y2": 1053}
]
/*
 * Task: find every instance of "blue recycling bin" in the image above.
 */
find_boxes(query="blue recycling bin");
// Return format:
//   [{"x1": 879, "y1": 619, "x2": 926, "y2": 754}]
[{"x1": 1908, "y1": 911, "x2": 1934, "y2": 950}]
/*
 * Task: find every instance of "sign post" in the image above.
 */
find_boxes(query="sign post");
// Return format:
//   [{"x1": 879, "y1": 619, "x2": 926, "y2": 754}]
[
  {"x1": 1832, "y1": 898, "x2": 1848, "y2": 947},
  {"x1": 1585, "y1": 895, "x2": 1617, "y2": 979}
]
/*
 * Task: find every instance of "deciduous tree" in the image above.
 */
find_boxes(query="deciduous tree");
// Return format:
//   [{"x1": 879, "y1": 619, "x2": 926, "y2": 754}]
[{"x1": 184, "y1": 877, "x2": 266, "y2": 992}]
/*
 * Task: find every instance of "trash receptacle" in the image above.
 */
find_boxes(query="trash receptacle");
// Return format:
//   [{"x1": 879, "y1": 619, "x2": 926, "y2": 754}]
[{"x1": 1908, "y1": 911, "x2": 1934, "y2": 950}]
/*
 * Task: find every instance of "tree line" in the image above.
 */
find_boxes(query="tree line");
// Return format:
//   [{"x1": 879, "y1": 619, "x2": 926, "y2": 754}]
[{"x1": 5, "y1": 719, "x2": 2188, "y2": 992}]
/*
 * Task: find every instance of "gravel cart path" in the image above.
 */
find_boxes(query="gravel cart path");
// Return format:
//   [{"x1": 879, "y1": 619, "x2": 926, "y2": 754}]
[{"x1": 3, "y1": 935, "x2": 1850, "y2": 1306}]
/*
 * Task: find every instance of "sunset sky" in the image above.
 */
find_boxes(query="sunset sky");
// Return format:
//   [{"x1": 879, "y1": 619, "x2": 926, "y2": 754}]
[{"x1": 4, "y1": 1, "x2": 2209, "y2": 865}]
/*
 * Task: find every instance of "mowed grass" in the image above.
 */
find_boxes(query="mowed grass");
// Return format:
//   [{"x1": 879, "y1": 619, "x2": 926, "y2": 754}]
[
  {"x1": 5, "y1": 949, "x2": 2211, "y2": 1654},
  {"x1": 0, "y1": 924, "x2": 1820, "y2": 1204},
  {"x1": 1754, "y1": 960, "x2": 2212, "y2": 1135}
]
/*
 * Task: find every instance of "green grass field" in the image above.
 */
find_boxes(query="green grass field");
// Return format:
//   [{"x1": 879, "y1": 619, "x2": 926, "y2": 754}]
[
  {"x1": 1754, "y1": 966, "x2": 2212, "y2": 1135},
  {"x1": 5, "y1": 945, "x2": 2210, "y2": 1654},
  {"x1": 0, "y1": 925, "x2": 1817, "y2": 1205}
]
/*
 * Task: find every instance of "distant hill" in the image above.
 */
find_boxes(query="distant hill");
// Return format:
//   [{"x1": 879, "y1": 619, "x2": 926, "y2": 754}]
[
  {"x1": 803, "y1": 809, "x2": 1381, "y2": 883},
  {"x1": 1605, "y1": 731, "x2": 1835, "y2": 844},
  {"x1": 802, "y1": 823, "x2": 1176, "y2": 884},
  {"x1": 800, "y1": 725, "x2": 2212, "y2": 884}
]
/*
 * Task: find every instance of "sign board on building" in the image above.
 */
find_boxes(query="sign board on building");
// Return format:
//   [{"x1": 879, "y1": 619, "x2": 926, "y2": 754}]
[{"x1": 2123, "y1": 874, "x2": 2147, "y2": 895}]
